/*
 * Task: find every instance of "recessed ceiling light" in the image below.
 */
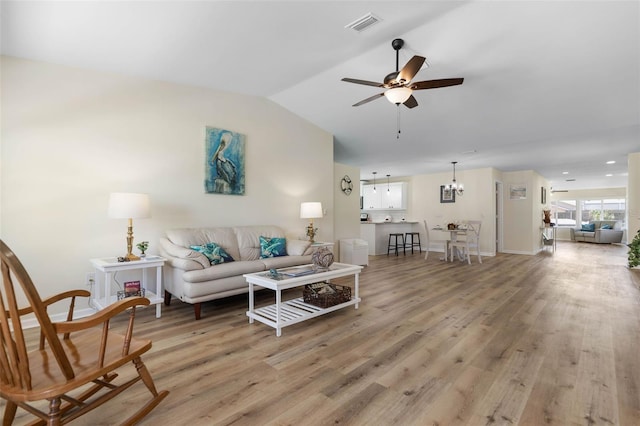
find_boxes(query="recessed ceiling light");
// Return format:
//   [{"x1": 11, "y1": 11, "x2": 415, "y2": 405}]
[
  {"x1": 606, "y1": 160, "x2": 616, "y2": 164},
  {"x1": 606, "y1": 174, "x2": 613, "y2": 177},
  {"x1": 562, "y1": 171, "x2": 569, "y2": 175}
]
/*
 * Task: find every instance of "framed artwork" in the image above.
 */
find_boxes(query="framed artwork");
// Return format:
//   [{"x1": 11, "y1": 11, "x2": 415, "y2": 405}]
[
  {"x1": 440, "y1": 185, "x2": 455, "y2": 203},
  {"x1": 541, "y1": 186, "x2": 546, "y2": 204},
  {"x1": 205, "y1": 127, "x2": 245, "y2": 195},
  {"x1": 509, "y1": 184, "x2": 527, "y2": 200}
]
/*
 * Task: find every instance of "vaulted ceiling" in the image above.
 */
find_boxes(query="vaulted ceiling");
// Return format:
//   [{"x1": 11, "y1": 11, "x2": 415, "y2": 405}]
[{"x1": 2, "y1": 1, "x2": 638, "y2": 190}]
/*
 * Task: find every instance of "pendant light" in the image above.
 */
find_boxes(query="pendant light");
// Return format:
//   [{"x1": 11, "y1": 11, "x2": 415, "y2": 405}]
[
  {"x1": 387, "y1": 174, "x2": 391, "y2": 194},
  {"x1": 445, "y1": 161, "x2": 464, "y2": 196},
  {"x1": 372, "y1": 172, "x2": 377, "y2": 193}
]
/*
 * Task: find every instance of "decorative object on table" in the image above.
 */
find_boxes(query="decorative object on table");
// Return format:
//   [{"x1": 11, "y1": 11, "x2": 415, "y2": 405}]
[
  {"x1": 440, "y1": 185, "x2": 455, "y2": 203},
  {"x1": 447, "y1": 223, "x2": 457, "y2": 230},
  {"x1": 311, "y1": 246, "x2": 334, "y2": 270},
  {"x1": 205, "y1": 126, "x2": 245, "y2": 195},
  {"x1": 509, "y1": 183, "x2": 527, "y2": 200},
  {"x1": 136, "y1": 241, "x2": 149, "y2": 257},
  {"x1": 108, "y1": 192, "x2": 151, "y2": 261},
  {"x1": 628, "y1": 229, "x2": 640, "y2": 268},
  {"x1": 444, "y1": 161, "x2": 464, "y2": 196},
  {"x1": 340, "y1": 175, "x2": 353, "y2": 195},
  {"x1": 303, "y1": 282, "x2": 351, "y2": 308},
  {"x1": 543, "y1": 209, "x2": 552, "y2": 224},
  {"x1": 118, "y1": 280, "x2": 145, "y2": 299},
  {"x1": 300, "y1": 201, "x2": 323, "y2": 242}
]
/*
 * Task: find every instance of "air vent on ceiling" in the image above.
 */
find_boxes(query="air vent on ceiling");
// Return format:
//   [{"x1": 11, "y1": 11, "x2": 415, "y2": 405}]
[
  {"x1": 345, "y1": 12, "x2": 382, "y2": 32},
  {"x1": 565, "y1": 178, "x2": 576, "y2": 182}
]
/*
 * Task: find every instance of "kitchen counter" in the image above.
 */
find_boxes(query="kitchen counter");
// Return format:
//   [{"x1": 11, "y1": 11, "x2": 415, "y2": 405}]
[{"x1": 360, "y1": 222, "x2": 420, "y2": 255}]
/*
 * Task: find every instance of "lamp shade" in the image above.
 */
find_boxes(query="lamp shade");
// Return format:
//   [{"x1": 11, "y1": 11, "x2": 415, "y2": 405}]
[
  {"x1": 300, "y1": 202, "x2": 323, "y2": 219},
  {"x1": 384, "y1": 87, "x2": 412, "y2": 104},
  {"x1": 108, "y1": 193, "x2": 151, "y2": 219}
]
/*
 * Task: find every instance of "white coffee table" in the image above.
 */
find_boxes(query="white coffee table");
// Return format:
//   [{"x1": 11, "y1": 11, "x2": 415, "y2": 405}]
[{"x1": 244, "y1": 263, "x2": 363, "y2": 336}]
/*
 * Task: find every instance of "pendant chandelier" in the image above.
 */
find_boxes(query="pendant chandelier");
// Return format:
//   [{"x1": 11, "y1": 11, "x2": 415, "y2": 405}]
[
  {"x1": 445, "y1": 161, "x2": 464, "y2": 196},
  {"x1": 372, "y1": 171, "x2": 377, "y2": 193}
]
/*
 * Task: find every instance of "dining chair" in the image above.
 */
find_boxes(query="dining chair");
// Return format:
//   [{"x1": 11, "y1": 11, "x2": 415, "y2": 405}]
[
  {"x1": 448, "y1": 220, "x2": 482, "y2": 264},
  {"x1": 423, "y1": 220, "x2": 449, "y2": 261},
  {"x1": 0, "y1": 240, "x2": 169, "y2": 425}
]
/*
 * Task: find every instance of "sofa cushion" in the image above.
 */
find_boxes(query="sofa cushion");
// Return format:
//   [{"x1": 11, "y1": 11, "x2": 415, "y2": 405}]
[
  {"x1": 287, "y1": 239, "x2": 311, "y2": 256},
  {"x1": 234, "y1": 225, "x2": 286, "y2": 260},
  {"x1": 182, "y1": 260, "x2": 265, "y2": 283},
  {"x1": 190, "y1": 242, "x2": 234, "y2": 265},
  {"x1": 581, "y1": 223, "x2": 596, "y2": 232},
  {"x1": 165, "y1": 227, "x2": 241, "y2": 261},
  {"x1": 600, "y1": 223, "x2": 612, "y2": 229},
  {"x1": 259, "y1": 236, "x2": 287, "y2": 258}
]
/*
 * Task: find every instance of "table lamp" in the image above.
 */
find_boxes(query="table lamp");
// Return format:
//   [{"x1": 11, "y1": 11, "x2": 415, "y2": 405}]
[
  {"x1": 300, "y1": 202, "x2": 323, "y2": 243},
  {"x1": 108, "y1": 192, "x2": 151, "y2": 261}
]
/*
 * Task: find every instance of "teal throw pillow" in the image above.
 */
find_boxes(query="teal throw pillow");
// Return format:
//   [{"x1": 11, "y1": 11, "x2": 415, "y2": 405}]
[
  {"x1": 581, "y1": 223, "x2": 596, "y2": 232},
  {"x1": 601, "y1": 224, "x2": 612, "y2": 230},
  {"x1": 259, "y1": 236, "x2": 287, "y2": 258},
  {"x1": 190, "y1": 242, "x2": 234, "y2": 265}
]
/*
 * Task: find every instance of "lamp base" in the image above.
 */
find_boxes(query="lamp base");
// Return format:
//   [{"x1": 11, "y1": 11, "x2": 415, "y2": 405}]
[{"x1": 125, "y1": 253, "x2": 141, "y2": 261}]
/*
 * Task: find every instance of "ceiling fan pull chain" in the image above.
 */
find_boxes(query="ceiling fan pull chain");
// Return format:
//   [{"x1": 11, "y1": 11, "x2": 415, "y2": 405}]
[{"x1": 397, "y1": 105, "x2": 401, "y2": 139}]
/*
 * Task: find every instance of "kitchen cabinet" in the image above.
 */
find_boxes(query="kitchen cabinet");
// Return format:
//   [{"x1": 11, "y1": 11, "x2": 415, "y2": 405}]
[{"x1": 362, "y1": 182, "x2": 407, "y2": 210}]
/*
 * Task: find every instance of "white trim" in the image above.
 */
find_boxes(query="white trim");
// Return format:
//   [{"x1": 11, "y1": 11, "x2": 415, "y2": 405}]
[{"x1": 19, "y1": 307, "x2": 96, "y2": 330}]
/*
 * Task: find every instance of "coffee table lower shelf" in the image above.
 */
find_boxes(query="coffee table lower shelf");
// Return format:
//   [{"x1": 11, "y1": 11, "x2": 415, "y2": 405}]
[{"x1": 246, "y1": 297, "x2": 361, "y2": 335}]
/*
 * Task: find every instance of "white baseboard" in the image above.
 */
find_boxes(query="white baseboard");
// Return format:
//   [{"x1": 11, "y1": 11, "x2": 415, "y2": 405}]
[{"x1": 19, "y1": 307, "x2": 96, "y2": 330}]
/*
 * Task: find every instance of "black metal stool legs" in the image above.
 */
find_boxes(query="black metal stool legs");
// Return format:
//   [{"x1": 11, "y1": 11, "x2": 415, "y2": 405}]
[{"x1": 387, "y1": 233, "x2": 406, "y2": 256}]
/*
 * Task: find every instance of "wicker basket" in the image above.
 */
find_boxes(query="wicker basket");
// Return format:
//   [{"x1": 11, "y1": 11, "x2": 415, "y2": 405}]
[
  {"x1": 303, "y1": 282, "x2": 351, "y2": 308},
  {"x1": 116, "y1": 288, "x2": 146, "y2": 300}
]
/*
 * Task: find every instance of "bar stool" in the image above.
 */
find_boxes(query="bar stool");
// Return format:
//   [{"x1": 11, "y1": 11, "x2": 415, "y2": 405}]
[
  {"x1": 404, "y1": 232, "x2": 422, "y2": 254},
  {"x1": 387, "y1": 233, "x2": 405, "y2": 256}
]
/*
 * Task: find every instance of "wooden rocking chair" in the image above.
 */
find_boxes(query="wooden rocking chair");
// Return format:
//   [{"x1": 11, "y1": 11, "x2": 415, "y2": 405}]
[{"x1": 0, "y1": 240, "x2": 168, "y2": 425}]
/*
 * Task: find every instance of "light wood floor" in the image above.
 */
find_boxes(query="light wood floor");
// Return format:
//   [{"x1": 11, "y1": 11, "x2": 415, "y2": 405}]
[{"x1": 5, "y1": 242, "x2": 640, "y2": 425}]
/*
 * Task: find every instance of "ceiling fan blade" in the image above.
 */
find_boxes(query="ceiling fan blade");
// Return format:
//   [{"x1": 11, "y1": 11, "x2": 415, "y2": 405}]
[
  {"x1": 403, "y1": 95, "x2": 418, "y2": 109},
  {"x1": 352, "y1": 92, "x2": 384, "y2": 107},
  {"x1": 341, "y1": 78, "x2": 384, "y2": 88},
  {"x1": 410, "y1": 78, "x2": 464, "y2": 90},
  {"x1": 396, "y1": 55, "x2": 426, "y2": 84}
]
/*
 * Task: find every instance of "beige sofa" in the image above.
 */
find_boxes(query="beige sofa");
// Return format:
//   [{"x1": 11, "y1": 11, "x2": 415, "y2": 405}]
[
  {"x1": 570, "y1": 220, "x2": 623, "y2": 244},
  {"x1": 159, "y1": 225, "x2": 313, "y2": 319}
]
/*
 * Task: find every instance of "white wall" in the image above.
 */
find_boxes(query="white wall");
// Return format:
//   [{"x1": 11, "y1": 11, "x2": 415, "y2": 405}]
[
  {"x1": 1, "y1": 56, "x2": 334, "y2": 313},
  {"x1": 408, "y1": 167, "x2": 495, "y2": 255},
  {"x1": 333, "y1": 163, "x2": 361, "y2": 260}
]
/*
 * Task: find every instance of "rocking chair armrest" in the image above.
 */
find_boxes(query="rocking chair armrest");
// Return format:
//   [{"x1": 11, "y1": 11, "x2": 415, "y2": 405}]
[
  {"x1": 54, "y1": 297, "x2": 150, "y2": 333},
  {"x1": 12, "y1": 289, "x2": 91, "y2": 317}
]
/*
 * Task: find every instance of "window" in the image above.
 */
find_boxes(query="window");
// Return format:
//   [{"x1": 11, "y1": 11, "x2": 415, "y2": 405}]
[
  {"x1": 551, "y1": 200, "x2": 577, "y2": 227},
  {"x1": 580, "y1": 199, "x2": 625, "y2": 225},
  {"x1": 551, "y1": 198, "x2": 626, "y2": 227}
]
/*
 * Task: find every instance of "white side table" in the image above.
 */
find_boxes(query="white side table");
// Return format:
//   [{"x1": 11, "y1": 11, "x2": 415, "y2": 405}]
[{"x1": 90, "y1": 256, "x2": 165, "y2": 318}]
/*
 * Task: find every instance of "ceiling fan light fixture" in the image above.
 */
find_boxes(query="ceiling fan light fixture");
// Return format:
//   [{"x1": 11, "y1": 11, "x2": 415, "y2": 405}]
[{"x1": 384, "y1": 87, "x2": 412, "y2": 104}]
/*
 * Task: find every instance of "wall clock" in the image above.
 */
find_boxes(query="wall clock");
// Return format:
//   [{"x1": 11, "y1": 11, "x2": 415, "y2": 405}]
[{"x1": 341, "y1": 175, "x2": 353, "y2": 195}]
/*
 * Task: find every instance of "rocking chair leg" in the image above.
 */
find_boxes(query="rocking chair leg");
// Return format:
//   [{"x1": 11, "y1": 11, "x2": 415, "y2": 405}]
[
  {"x1": 47, "y1": 398, "x2": 62, "y2": 426},
  {"x1": 123, "y1": 358, "x2": 169, "y2": 426},
  {"x1": 3, "y1": 401, "x2": 17, "y2": 426}
]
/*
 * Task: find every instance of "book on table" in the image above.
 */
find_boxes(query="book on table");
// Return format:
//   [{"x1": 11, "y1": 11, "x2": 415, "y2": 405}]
[{"x1": 124, "y1": 280, "x2": 141, "y2": 295}]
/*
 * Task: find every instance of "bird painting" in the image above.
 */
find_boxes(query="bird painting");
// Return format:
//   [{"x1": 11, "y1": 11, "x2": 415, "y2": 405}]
[{"x1": 205, "y1": 127, "x2": 245, "y2": 195}]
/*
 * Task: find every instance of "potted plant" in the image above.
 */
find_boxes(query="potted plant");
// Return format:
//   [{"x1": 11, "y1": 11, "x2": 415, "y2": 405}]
[
  {"x1": 628, "y1": 229, "x2": 640, "y2": 268},
  {"x1": 136, "y1": 241, "x2": 149, "y2": 257}
]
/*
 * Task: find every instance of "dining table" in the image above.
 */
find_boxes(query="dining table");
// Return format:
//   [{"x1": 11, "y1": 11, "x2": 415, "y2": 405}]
[{"x1": 432, "y1": 224, "x2": 468, "y2": 261}]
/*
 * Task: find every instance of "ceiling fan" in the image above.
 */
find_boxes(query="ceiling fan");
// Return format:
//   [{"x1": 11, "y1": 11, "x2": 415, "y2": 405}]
[{"x1": 341, "y1": 38, "x2": 463, "y2": 109}]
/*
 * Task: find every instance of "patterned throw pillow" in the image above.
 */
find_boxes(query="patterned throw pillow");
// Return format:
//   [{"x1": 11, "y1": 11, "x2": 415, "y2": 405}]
[
  {"x1": 190, "y1": 242, "x2": 234, "y2": 265},
  {"x1": 259, "y1": 236, "x2": 287, "y2": 258},
  {"x1": 601, "y1": 224, "x2": 612, "y2": 230},
  {"x1": 581, "y1": 223, "x2": 596, "y2": 232}
]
